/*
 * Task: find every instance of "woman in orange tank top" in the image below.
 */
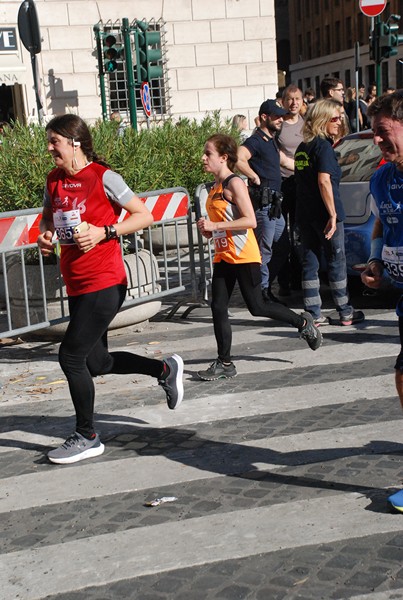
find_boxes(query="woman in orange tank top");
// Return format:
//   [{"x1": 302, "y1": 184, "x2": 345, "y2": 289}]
[{"x1": 196, "y1": 134, "x2": 322, "y2": 381}]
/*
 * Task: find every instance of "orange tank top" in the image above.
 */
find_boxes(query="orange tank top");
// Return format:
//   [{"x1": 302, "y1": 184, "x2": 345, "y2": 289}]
[{"x1": 206, "y1": 177, "x2": 261, "y2": 264}]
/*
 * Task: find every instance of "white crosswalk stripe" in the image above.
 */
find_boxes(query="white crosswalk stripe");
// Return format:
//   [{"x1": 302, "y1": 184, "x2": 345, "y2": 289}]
[{"x1": 1, "y1": 307, "x2": 403, "y2": 599}]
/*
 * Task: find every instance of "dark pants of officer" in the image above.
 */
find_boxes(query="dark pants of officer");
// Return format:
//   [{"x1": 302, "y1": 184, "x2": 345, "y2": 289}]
[{"x1": 276, "y1": 175, "x2": 302, "y2": 292}]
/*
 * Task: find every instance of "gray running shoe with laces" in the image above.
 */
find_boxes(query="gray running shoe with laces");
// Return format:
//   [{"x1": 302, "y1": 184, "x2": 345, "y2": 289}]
[
  {"x1": 48, "y1": 432, "x2": 104, "y2": 464},
  {"x1": 198, "y1": 358, "x2": 237, "y2": 381},
  {"x1": 158, "y1": 354, "x2": 184, "y2": 409},
  {"x1": 299, "y1": 311, "x2": 323, "y2": 351}
]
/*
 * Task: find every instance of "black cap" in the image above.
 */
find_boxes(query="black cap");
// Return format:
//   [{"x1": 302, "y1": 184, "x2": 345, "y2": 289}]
[{"x1": 259, "y1": 99, "x2": 287, "y2": 117}]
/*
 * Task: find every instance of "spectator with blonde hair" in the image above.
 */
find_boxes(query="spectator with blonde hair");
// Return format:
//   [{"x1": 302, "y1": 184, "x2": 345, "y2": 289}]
[
  {"x1": 294, "y1": 99, "x2": 364, "y2": 327},
  {"x1": 231, "y1": 114, "x2": 249, "y2": 142}
]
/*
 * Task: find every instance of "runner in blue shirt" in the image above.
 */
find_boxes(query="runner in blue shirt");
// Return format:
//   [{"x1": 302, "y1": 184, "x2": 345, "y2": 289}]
[{"x1": 361, "y1": 91, "x2": 403, "y2": 513}]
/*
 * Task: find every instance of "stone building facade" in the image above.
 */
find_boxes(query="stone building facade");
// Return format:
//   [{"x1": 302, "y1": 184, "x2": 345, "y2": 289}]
[{"x1": 0, "y1": 0, "x2": 279, "y2": 127}]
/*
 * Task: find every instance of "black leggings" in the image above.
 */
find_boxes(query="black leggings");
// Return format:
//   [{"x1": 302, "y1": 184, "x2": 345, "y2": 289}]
[
  {"x1": 59, "y1": 285, "x2": 163, "y2": 437},
  {"x1": 211, "y1": 261, "x2": 304, "y2": 362}
]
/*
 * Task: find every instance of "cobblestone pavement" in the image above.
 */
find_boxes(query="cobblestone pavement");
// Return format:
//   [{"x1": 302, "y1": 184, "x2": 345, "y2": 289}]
[{"x1": 1, "y1": 284, "x2": 403, "y2": 600}]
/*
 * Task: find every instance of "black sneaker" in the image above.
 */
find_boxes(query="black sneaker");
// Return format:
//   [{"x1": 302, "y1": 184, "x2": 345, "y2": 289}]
[
  {"x1": 159, "y1": 354, "x2": 184, "y2": 410},
  {"x1": 47, "y1": 432, "x2": 104, "y2": 465},
  {"x1": 299, "y1": 311, "x2": 323, "y2": 351},
  {"x1": 197, "y1": 359, "x2": 237, "y2": 381}
]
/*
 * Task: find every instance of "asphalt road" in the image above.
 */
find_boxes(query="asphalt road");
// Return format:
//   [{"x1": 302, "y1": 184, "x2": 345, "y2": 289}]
[{"x1": 1, "y1": 283, "x2": 403, "y2": 600}]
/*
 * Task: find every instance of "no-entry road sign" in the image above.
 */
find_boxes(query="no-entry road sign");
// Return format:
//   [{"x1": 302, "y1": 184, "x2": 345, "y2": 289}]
[{"x1": 359, "y1": 0, "x2": 387, "y2": 17}]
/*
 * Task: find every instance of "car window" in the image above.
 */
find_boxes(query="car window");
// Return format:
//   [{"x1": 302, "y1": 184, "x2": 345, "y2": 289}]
[{"x1": 334, "y1": 136, "x2": 382, "y2": 182}]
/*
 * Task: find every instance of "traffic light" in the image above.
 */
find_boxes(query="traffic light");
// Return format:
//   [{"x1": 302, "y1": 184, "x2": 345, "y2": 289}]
[
  {"x1": 103, "y1": 34, "x2": 124, "y2": 73},
  {"x1": 388, "y1": 21, "x2": 403, "y2": 57},
  {"x1": 134, "y1": 21, "x2": 163, "y2": 83},
  {"x1": 372, "y1": 18, "x2": 403, "y2": 62}
]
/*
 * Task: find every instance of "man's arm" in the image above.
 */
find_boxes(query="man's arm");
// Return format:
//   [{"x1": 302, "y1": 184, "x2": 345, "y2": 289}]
[
  {"x1": 236, "y1": 146, "x2": 260, "y2": 185},
  {"x1": 361, "y1": 217, "x2": 384, "y2": 288},
  {"x1": 279, "y1": 150, "x2": 294, "y2": 172}
]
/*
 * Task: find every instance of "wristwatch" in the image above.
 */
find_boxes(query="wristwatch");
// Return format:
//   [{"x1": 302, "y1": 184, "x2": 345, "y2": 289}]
[{"x1": 108, "y1": 225, "x2": 118, "y2": 240}]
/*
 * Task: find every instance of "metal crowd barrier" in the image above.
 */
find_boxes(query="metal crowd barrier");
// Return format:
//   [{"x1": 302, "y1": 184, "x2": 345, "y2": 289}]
[
  {"x1": 193, "y1": 181, "x2": 214, "y2": 303},
  {"x1": 0, "y1": 187, "x2": 202, "y2": 338}
]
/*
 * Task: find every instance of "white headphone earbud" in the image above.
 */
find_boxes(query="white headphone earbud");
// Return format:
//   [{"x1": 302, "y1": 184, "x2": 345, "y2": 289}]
[{"x1": 72, "y1": 139, "x2": 81, "y2": 147}]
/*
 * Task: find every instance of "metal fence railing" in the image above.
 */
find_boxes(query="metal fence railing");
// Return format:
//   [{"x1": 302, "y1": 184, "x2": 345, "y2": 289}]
[
  {"x1": 193, "y1": 181, "x2": 214, "y2": 303},
  {"x1": 0, "y1": 187, "x2": 202, "y2": 338}
]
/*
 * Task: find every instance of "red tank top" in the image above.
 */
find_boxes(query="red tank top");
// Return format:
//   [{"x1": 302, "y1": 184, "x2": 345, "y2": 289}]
[{"x1": 47, "y1": 162, "x2": 127, "y2": 296}]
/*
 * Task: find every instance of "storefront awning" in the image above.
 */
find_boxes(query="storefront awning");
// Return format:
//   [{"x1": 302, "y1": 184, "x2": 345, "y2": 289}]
[{"x1": 0, "y1": 54, "x2": 26, "y2": 85}]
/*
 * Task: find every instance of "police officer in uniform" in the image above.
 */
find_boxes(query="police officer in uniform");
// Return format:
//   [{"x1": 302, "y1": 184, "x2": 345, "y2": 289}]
[{"x1": 236, "y1": 99, "x2": 294, "y2": 302}]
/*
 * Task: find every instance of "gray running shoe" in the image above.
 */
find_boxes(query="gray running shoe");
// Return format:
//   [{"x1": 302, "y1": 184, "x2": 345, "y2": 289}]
[
  {"x1": 159, "y1": 354, "x2": 184, "y2": 409},
  {"x1": 198, "y1": 359, "x2": 237, "y2": 381},
  {"x1": 299, "y1": 311, "x2": 323, "y2": 351},
  {"x1": 48, "y1": 432, "x2": 104, "y2": 465}
]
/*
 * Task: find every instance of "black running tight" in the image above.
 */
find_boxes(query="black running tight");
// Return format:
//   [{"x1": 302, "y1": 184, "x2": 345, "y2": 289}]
[
  {"x1": 211, "y1": 261, "x2": 304, "y2": 363},
  {"x1": 59, "y1": 285, "x2": 163, "y2": 437}
]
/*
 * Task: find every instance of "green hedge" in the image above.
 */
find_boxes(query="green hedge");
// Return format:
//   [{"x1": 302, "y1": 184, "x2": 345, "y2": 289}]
[{"x1": 0, "y1": 112, "x2": 238, "y2": 213}]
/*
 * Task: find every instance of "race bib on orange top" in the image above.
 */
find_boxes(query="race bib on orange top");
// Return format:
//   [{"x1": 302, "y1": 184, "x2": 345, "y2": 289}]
[
  {"x1": 206, "y1": 181, "x2": 261, "y2": 264},
  {"x1": 212, "y1": 229, "x2": 229, "y2": 253}
]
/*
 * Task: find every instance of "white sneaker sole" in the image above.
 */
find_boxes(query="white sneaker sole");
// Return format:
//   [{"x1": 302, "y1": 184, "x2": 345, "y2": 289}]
[
  {"x1": 170, "y1": 353, "x2": 184, "y2": 410},
  {"x1": 48, "y1": 442, "x2": 105, "y2": 465}
]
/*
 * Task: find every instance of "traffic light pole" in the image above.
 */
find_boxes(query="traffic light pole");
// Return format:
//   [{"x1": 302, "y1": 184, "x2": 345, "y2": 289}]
[
  {"x1": 374, "y1": 16, "x2": 382, "y2": 95},
  {"x1": 122, "y1": 18, "x2": 137, "y2": 130},
  {"x1": 354, "y1": 41, "x2": 360, "y2": 132},
  {"x1": 94, "y1": 24, "x2": 108, "y2": 121}
]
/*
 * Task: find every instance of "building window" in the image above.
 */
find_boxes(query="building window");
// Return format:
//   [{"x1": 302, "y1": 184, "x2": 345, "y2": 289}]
[
  {"x1": 335, "y1": 21, "x2": 341, "y2": 53},
  {"x1": 315, "y1": 75, "x2": 320, "y2": 97},
  {"x1": 306, "y1": 31, "x2": 312, "y2": 60},
  {"x1": 367, "y1": 64, "x2": 375, "y2": 88},
  {"x1": 315, "y1": 28, "x2": 320, "y2": 57},
  {"x1": 298, "y1": 34, "x2": 303, "y2": 60},
  {"x1": 357, "y1": 13, "x2": 365, "y2": 46},
  {"x1": 345, "y1": 70, "x2": 351, "y2": 88},
  {"x1": 324, "y1": 25, "x2": 330, "y2": 55},
  {"x1": 346, "y1": 17, "x2": 352, "y2": 49}
]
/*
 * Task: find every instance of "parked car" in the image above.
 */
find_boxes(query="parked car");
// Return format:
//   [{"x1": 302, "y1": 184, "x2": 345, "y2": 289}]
[{"x1": 334, "y1": 130, "x2": 383, "y2": 275}]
